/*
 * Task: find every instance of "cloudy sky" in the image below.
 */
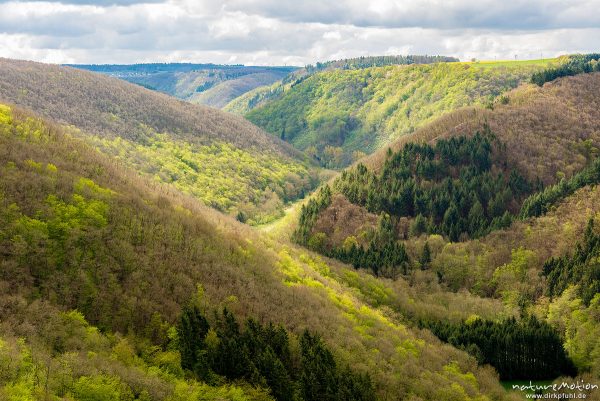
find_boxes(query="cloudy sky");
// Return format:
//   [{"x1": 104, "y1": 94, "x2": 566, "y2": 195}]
[{"x1": 0, "y1": 0, "x2": 599, "y2": 65}]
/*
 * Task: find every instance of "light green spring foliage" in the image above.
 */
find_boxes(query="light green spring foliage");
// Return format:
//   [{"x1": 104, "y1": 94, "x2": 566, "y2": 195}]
[
  {"x1": 246, "y1": 60, "x2": 556, "y2": 167},
  {"x1": 0, "y1": 59, "x2": 322, "y2": 225},
  {"x1": 82, "y1": 128, "x2": 317, "y2": 225},
  {"x1": 0, "y1": 105, "x2": 274, "y2": 401},
  {"x1": 546, "y1": 289, "x2": 600, "y2": 376}
]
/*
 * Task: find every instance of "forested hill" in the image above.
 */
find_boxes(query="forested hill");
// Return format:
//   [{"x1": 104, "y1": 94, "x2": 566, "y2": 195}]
[
  {"x1": 245, "y1": 58, "x2": 558, "y2": 168},
  {"x1": 69, "y1": 62, "x2": 297, "y2": 108},
  {"x1": 0, "y1": 103, "x2": 520, "y2": 401},
  {"x1": 294, "y1": 72, "x2": 600, "y2": 274},
  {"x1": 0, "y1": 58, "x2": 321, "y2": 224},
  {"x1": 0, "y1": 59, "x2": 293, "y2": 152},
  {"x1": 363, "y1": 70, "x2": 600, "y2": 184}
]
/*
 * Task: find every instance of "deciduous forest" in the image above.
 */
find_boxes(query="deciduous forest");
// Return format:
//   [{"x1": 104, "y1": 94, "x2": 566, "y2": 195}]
[{"x1": 1, "y1": 51, "x2": 600, "y2": 401}]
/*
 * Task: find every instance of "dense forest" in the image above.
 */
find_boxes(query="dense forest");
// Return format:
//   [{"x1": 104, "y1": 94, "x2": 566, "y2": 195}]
[
  {"x1": 0, "y1": 59, "x2": 321, "y2": 224},
  {"x1": 422, "y1": 316, "x2": 576, "y2": 380},
  {"x1": 531, "y1": 54, "x2": 600, "y2": 86},
  {"x1": 302, "y1": 55, "x2": 459, "y2": 74},
  {"x1": 178, "y1": 306, "x2": 374, "y2": 401},
  {"x1": 333, "y1": 130, "x2": 533, "y2": 240},
  {"x1": 0, "y1": 101, "x2": 523, "y2": 401},
  {"x1": 4, "y1": 52, "x2": 600, "y2": 401},
  {"x1": 543, "y1": 219, "x2": 600, "y2": 306},
  {"x1": 290, "y1": 68, "x2": 600, "y2": 291},
  {"x1": 519, "y1": 157, "x2": 600, "y2": 219},
  {"x1": 286, "y1": 69, "x2": 600, "y2": 397}
]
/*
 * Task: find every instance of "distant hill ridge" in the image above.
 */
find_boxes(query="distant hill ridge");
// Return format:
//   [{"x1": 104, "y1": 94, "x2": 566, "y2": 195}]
[
  {"x1": 300, "y1": 54, "x2": 460, "y2": 75},
  {"x1": 69, "y1": 62, "x2": 298, "y2": 108}
]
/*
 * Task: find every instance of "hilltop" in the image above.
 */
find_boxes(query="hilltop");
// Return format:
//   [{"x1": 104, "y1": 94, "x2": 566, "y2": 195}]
[
  {"x1": 70, "y1": 63, "x2": 297, "y2": 109},
  {"x1": 0, "y1": 58, "x2": 320, "y2": 223},
  {"x1": 245, "y1": 58, "x2": 559, "y2": 167}
]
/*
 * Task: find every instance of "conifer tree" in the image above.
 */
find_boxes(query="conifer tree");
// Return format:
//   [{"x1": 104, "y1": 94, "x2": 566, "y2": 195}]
[
  {"x1": 420, "y1": 242, "x2": 431, "y2": 270},
  {"x1": 177, "y1": 304, "x2": 210, "y2": 371}
]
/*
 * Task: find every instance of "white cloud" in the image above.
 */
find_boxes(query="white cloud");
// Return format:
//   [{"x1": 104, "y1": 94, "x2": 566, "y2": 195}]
[
  {"x1": 0, "y1": 0, "x2": 598, "y2": 65},
  {"x1": 323, "y1": 31, "x2": 341, "y2": 40}
]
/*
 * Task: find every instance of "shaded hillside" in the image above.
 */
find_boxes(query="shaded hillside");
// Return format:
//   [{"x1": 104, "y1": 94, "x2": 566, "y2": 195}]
[
  {"x1": 0, "y1": 58, "x2": 320, "y2": 223},
  {"x1": 70, "y1": 63, "x2": 296, "y2": 108},
  {"x1": 188, "y1": 71, "x2": 291, "y2": 108},
  {"x1": 0, "y1": 104, "x2": 521, "y2": 400},
  {"x1": 246, "y1": 59, "x2": 557, "y2": 167}
]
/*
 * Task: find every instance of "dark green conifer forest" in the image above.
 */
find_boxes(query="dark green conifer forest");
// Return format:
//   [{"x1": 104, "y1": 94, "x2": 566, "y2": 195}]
[{"x1": 177, "y1": 307, "x2": 375, "y2": 401}]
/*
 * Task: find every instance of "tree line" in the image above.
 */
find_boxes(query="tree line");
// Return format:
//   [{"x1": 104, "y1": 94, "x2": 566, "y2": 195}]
[
  {"x1": 519, "y1": 156, "x2": 600, "y2": 219},
  {"x1": 177, "y1": 306, "x2": 375, "y2": 401},
  {"x1": 330, "y1": 213, "x2": 411, "y2": 278},
  {"x1": 531, "y1": 54, "x2": 600, "y2": 86},
  {"x1": 333, "y1": 130, "x2": 533, "y2": 241},
  {"x1": 303, "y1": 55, "x2": 459, "y2": 74},
  {"x1": 421, "y1": 316, "x2": 577, "y2": 380}
]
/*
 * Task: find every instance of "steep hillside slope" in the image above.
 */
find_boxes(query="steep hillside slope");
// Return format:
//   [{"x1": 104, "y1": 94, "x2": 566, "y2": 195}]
[
  {"x1": 70, "y1": 63, "x2": 296, "y2": 108},
  {"x1": 366, "y1": 72, "x2": 600, "y2": 184},
  {"x1": 0, "y1": 104, "x2": 522, "y2": 400},
  {"x1": 225, "y1": 80, "x2": 285, "y2": 115},
  {"x1": 246, "y1": 59, "x2": 557, "y2": 167},
  {"x1": 225, "y1": 55, "x2": 459, "y2": 116},
  {"x1": 0, "y1": 58, "x2": 319, "y2": 223}
]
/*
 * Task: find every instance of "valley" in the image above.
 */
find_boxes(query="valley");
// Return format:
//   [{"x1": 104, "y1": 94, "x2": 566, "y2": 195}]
[{"x1": 1, "y1": 52, "x2": 600, "y2": 401}]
